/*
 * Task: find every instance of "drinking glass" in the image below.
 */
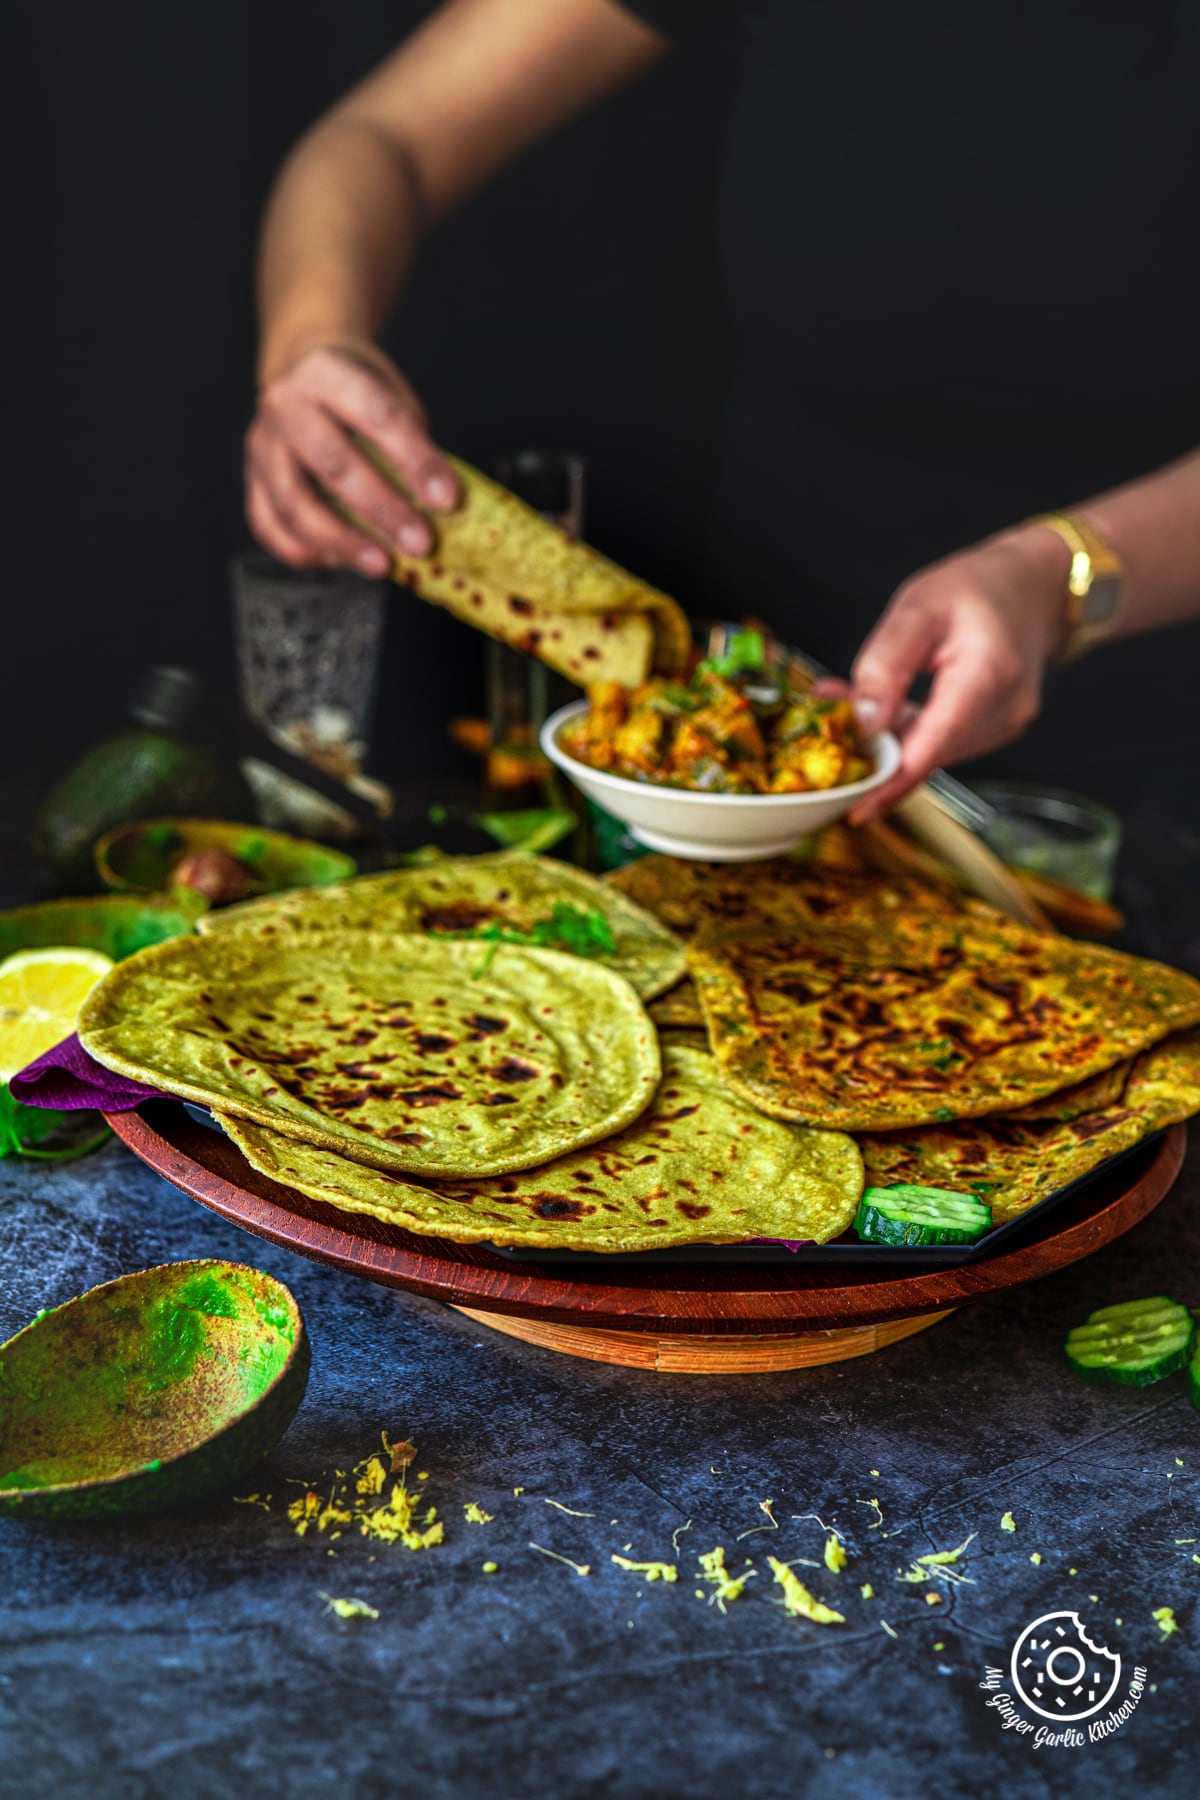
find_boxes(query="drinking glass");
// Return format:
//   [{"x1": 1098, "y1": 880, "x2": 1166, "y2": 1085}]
[
  {"x1": 976, "y1": 782, "x2": 1122, "y2": 900},
  {"x1": 230, "y1": 551, "x2": 388, "y2": 834}
]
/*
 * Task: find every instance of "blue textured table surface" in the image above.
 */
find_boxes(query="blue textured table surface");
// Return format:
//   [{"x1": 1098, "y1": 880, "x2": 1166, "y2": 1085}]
[{"x1": 2, "y1": 792, "x2": 1199, "y2": 1799}]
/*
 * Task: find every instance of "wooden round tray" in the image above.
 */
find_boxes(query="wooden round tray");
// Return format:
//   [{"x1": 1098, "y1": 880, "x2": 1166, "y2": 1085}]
[{"x1": 106, "y1": 1106, "x2": 1186, "y2": 1372}]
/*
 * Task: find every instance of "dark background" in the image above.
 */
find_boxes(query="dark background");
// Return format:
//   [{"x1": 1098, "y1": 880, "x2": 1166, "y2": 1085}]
[
  {"x1": 7, "y1": 0, "x2": 729, "y2": 825},
  {"x1": 8, "y1": 0, "x2": 1200, "y2": 870}
]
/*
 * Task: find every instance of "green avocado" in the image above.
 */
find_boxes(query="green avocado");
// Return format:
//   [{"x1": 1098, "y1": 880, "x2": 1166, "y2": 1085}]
[
  {"x1": 35, "y1": 731, "x2": 253, "y2": 891},
  {"x1": 0, "y1": 1260, "x2": 310, "y2": 1519}
]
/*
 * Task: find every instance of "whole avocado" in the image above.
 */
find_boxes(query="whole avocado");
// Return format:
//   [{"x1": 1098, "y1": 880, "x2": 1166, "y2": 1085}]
[{"x1": 35, "y1": 732, "x2": 252, "y2": 892}]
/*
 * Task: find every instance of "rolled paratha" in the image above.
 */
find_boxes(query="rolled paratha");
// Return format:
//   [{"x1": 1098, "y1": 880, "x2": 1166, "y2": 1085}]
[
  {"x1": 219, "y1": 1044, "x2": 864, "y2": 1251},
  {"x1": 369, "y1": 451, "x2": 690, "y2": 686},
  {"x1": 79, "y1": 931, "x2": 659, "y2": 1177},
  {"x1": 198, "y1": 853, "x2": 685, "y2": 1003},
  {"x1": 688, "y1": 907, "x2": 1200, "y2": 1132}
]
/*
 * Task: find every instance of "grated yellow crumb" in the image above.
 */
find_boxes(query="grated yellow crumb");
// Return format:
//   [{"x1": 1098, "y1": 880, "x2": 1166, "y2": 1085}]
[
  {"x1": 612, "y1": 1554, "x2": 677, "y2": 1583},
  {"x1": 925, "y1": 1593, "x2": 942, "y2": 1605},
  {"x1": 697, "y1": 1546, "x2": 754, "y2": 1613},
  {"x1": 824, "y1": 1532, "x2": 848, "y2": 1573},
  {"x1": 1030, "y1": 1553, "x2": 1042, "y2": 1565},
  {"x1": 355, "y1": 1456, "x2": 388, "y2": 1497},
  {"x1": 1153, "y1": 1607, "x2": 1178, "y2": 1639},
  {"x1": 482, "y1": 1562, "x2": 498, "y2": 1574},
  {"x1": 917, "y1": 1534, "x2": 976, "y2": 1568},
  {"x1": 287, "y1": 1490, "x2": 322, "y2": 1537},
  {"x1": 464, "y1": 1502, "x2": 493, "y2": 1525},
  {"x1": 769, "y1": 1557, "x2": 845, "y2": 1624},
  {"x1": 1000, "y1": 1512, "x2": 1016, "y2": 1533},
  {"x1": 321, "y1": 1594, "x2": 379, "y2": 1621},
  {"x1": 861, "y1": 1583, "x2": 874, "y2": 1599}
]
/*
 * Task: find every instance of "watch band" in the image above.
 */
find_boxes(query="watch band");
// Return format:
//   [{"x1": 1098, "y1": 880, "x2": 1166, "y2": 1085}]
[{"x1": 1032, "y1": 511, "x2": 1125, "y2": 664}]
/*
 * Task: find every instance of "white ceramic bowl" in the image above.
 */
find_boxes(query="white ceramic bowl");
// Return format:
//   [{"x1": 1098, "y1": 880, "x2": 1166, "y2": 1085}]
[{"x1": 541, "y1": 699, "x2": 901, "y2": 862}]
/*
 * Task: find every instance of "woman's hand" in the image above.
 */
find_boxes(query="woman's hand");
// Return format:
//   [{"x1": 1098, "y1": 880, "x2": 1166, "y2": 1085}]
[
  {"x1": 244, "y1": 342, "x2": 460, "y2": 575},
  {"x1": 838, "y1": 525, "x2": 1073, "y2": 821}
]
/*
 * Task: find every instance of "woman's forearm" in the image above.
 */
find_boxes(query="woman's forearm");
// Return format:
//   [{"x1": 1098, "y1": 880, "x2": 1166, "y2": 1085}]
[
  {"x1": 257, "y1": 117, "x2": 423, "y2": 383},
  {"x1": 255, "y1": 0, "x2": 666, "y2": 385},
  {"x1": 1071, "y1": 448, "x2": 1200, "y2": 638}
]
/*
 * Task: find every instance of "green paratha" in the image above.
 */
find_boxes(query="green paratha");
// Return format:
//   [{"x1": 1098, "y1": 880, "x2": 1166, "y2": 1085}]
[
  {"x1": 999, "y1": 1059, "x2": 1133, "y2": 1123},
  {"x1": 1121, "y1": 1028, "x2": 1200, "y2": 1130},
  {"x1": 859, "y1": 1111, "x2": 1148, "y2": 1225},
  {"x1": 219, "y1": 1044, "x2": 864, "y2": 1251},
  {"x1": 688, "y1": 906, "x2": 1200, "y2": 1132},
  {"x1": 79, "y1": 930, "x2": 659, "y2": 1177},
  {"x1": 859, "y1": 1030, "x2": 1200, "y2": 1223},
  {"x1": 607, "y1": 856, "x2": 962, "y2": 939},
  {"x1": 200, "y1": 853, "x2": 686, "y2": 1002},
  {"x1": 648, "y1": 979, "x2": 704, "y2": 1030}
]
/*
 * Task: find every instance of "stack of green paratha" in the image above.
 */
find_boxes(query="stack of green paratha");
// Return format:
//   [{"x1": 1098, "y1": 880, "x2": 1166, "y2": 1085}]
[
  {"x1": 219, "y1": 1043, "x2": 863, "y2": 1252},
  {"x1": 79, "y1": 845, "x2": 1200, "y2": 1248},
  {"x1": 609, "y1": 853, "x2": 1200, "y2": 1228},
  {"x1": 77, "y1": 855, "x2": 865, "y2": 1248}
]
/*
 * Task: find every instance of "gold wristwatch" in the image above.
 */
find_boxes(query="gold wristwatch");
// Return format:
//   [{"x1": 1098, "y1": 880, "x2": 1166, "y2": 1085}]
[{"x1": 1032, "y1": 511, "x2": 1124, "y2": 663}]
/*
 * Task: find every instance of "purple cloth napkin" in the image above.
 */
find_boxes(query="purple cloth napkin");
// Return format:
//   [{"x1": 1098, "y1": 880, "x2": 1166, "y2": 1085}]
[{"x1": 9, "y1": 1033, "x2": 168, "y2": 1111}]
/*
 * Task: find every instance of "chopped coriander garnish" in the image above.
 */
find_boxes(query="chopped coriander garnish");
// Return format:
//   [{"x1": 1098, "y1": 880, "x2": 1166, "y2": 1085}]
[{"x1": 432, "y1": 902, "x2": 618, "y2": 977}]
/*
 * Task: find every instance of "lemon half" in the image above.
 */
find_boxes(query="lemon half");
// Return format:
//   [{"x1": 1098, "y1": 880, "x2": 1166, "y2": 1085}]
[{"x1": 0, "y1": 948, "x2": 115, "y2": 1083}]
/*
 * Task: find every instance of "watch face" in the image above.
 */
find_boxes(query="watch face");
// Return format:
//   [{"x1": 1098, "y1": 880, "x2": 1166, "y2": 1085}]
[{"x1": 1081, "y1": 576, "x2": 1120, "y2": 626}]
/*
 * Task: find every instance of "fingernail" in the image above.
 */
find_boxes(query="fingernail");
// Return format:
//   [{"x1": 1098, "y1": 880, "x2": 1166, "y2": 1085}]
[
  {"x1": 853, "y1": 697, "x2": 883, "y2": 733},
  {"x1": 424, "y1": 474, "x2": 457, "y2": 510},
  {"x1": 399, "y1": 524, "x2": 429, "y2": 555},
  {"x1": 358, "y1": 548, "x2": 388, "y2": 576}
]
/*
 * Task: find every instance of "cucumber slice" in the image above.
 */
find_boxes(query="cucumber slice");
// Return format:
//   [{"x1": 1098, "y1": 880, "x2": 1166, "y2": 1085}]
[
  {"x1": 1065, "y1": 1296, "x2": 1194, "y2": 1387},
  {"x1": 853, "y1": 1184, "x2": 993, "y2": 1247},
  {"x1": 1188, "y1": 1328, "x2": 1200, "y2": 1410}
]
